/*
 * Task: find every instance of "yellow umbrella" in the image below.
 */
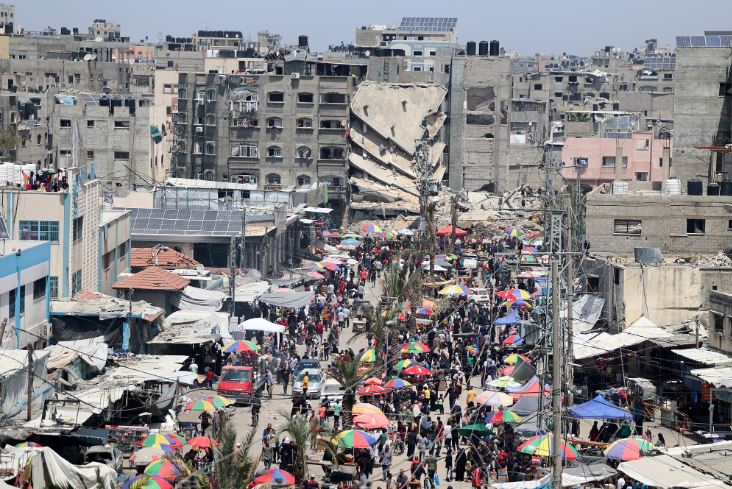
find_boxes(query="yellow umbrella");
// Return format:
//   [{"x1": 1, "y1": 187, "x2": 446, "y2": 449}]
[
  {"x1": 360, "y1": 349, "x2": 377, "y2": 363},
  {"x1": 353, "y1": 402, "x2": 384, "y2": 415},
  {"x1": 438, "y1": 284, "x2": 470, "y2": 296}
]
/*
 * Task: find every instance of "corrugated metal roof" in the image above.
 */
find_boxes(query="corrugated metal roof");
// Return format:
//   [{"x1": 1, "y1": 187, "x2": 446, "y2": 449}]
[{"x1": 672, "y1": 348, "x2": 732, "y2": 366}]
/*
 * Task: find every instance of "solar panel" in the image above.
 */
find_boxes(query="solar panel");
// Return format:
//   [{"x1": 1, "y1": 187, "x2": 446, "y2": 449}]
[
  {"x1": 0, "y1": 215, "x2": 9, "y2": 239},
  {"x1": 706, "y1": 35, "x2": 722, "y2": 47},
  {"x1": 676, "y1": 36, "x2": 691, "y2": 47},
  {"x1": 690, "y1": 36, "x2": 707, "y2": 47},
  {"x1": 722, "y1": 35, "x2": 732, "y2": 47},
  {"x1": 398, "y1": 16, "x2": 457, "y2": 32}
]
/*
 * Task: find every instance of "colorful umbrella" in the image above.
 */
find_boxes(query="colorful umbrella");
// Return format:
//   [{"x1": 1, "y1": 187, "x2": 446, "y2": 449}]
[
  {"x1": 358, "y1": 384, "x2": 387, "y2": 396},
  {"x1": 341, "y1": 237, "x2": 361, "y2": 245},
  {"x1": 122, "y1": 475, "x2": 173, "y2": 489},
  {"x1": 475, "y1": 390, "x2": 514, "y2": 407},
  {"x1": 353, "y1": 413, "x2": 390, "y2": 429},
  {"x1": 362, "y1": 224, "x2": 382, "y2": 233},
  {"x1": 306, "y1": 270, "x2": 326, "y2": 280},
  {"x1": 204, "y1": 395, "x2": 234, "y2": 408},
  {"x1": 436, "y1": 225, "x2": 468, "y2": 237},
  {"x1": 504, "y1": 227, "x2": 523, "y2": 237},
  {"x1": 455, "y1": 423, "x2": 494, "y2": 436},
  {"x1": 518, "y1": 434, "x2": 578, "y2": 460},
  {"x1": 184, "y1": 399, "x2": 216, "y2": 413},
  {"x1": 141, "y1": 434, "x2": 185, "y2": 448},
  {"x1": 130, "y1": 446, "x2": 173, "y2": 465},
  {"x1": 488, "y1": 411, "x2": 523, "y2": 424},
  {"x1": 15, "y1": 442, "x2": 42, "y2": 448},
  {"x1": 144, "y1": 460, "x2": 180, "y2": 481},
  {"x1": 385, "y1": 378, "x2": 412, "y2": 390},
  {"x1": 188, "y1": 436, "x2": 220, "y2": 449},
  {"x1": 360, "y1": 348, "x2": 377, "y2": 362},
  {"x1": 503, "y1": 334, "x2": 524, "y2": 346},
  {"x1": 504, "y1": 353, "x2": 532, "y2": 365},
  {"x1": 323, "y1": 261, "x2": 341, "y2": 271},
  {"x1": 254, "y1": 469, "x2": 297, "y2": 485},
  {"x1": 400, "y1": 341, "x2": 430, "y2": 354},
  {"x1": 402, "y1": 365, "x2": 433, "y2": 377},
  {"x1": 416, "y1": 307, "x2": 433, "y2": 316},
  {"x1": 301, "y1": 259, "x2": 325, "y2": 270},
  {"x1": 487, "y1": 376, "x2": 522, "y2": 390},
  {"x1": 352, "y1": 403, "x2": 384, "y2": 415},
  {"x1": 604, "y1": 438, "x2": 655, "y2": 461},
  {"x1": 364, "y1": 377, "x2": 383, "y2": 386},
  {"x1": 438, "y1": 284, "x2": 470, "y2": 296},
  {"x1": 222, "y1": 339, "x2": 260, "y2": 353},
  {"x1": 523, "y1": 246, "x2": 539, "y2": 254},
  {"x1": 380, "y1": 231, "x2": 395, "y2": 239},
  {"x1": 394, "y1": 359, "x2": 419, "y2": 371},
  {"x1": 332, "y1": 430, "x2": 377, "y2": 448}
]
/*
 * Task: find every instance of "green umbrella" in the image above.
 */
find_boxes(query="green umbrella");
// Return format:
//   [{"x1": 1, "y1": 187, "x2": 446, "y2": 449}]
[{"x1": 455, "y1": 423, "x2": 494, "y2": 436}]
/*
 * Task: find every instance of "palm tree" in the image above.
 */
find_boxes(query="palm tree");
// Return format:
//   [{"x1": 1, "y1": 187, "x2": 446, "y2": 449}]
[
  {"x1": 212, "y1": 419, "x2": 256, "y2": 489},
  {"x1": 328, "y1": 358, "x2": 370, "y2": 428},
  {"x1": 277, "y1": 410, "x2": 313, "y2": 484}
]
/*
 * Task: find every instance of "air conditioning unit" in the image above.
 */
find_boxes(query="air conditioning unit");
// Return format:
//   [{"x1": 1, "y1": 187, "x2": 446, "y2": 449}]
[
  {"x1": 291, "y1": 72, "x2": 301, "y2": 79},
  {"x1": 195, "y1": 126, "x2": 203, "y2": 133}
]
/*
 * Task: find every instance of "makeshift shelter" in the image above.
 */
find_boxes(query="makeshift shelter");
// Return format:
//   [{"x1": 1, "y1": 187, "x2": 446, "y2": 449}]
[
  {"x1": 568, "y1": 395, "x2": 634, "y2": 420},
  {"x1": 170, "y1": 286, "x2": 225, "y2": 312},
  {"x1": 6, "y1": 446, "x2": 117, "y2": 489},
  {"x1": 495, "y1": 311, "x2": 521, "y2": 326},
  {"x1": 507, "y1": 376, "x2": 549, "y2": 401},
  {"x1": 258, "y1": 290, "x2": 314, "y2": 309},
  {"x1": 618, "y1": 454, "x2": 728, "y2": 489}
]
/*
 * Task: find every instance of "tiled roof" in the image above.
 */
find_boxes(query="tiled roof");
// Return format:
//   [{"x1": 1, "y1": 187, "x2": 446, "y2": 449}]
[
  {"x1": 113, "y1": 267, "x2": 190, "y2": 292},
  {"x1": 131, "y1": 247, "x2": 199, "y2": 270}
]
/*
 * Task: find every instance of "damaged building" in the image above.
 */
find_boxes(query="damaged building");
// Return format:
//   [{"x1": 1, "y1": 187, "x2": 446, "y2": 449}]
[{"x1": 347, "y1": 82, "x2": 447, "y2": 220}]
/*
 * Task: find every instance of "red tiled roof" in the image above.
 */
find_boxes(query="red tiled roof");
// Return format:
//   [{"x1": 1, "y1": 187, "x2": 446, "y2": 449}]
[
  {"x1": 113, "y1": 267, "x2": 190, "y2": 292},
  {"x1": 131, "y1": 247, "x2": 199, "y2": 270}
]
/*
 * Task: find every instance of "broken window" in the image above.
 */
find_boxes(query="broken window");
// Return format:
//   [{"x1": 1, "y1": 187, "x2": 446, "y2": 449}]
[
  {"x1": 268, "y1": 92, "x2": 284, "y2": 103},
  {"x1": 267, "y1": 117, "x2": 283, "y2": 128},
  {"x1": 297, "y1": 117, "x2": 313, "y2": 128},
  {"x1": 533, "y1": 83, "x2": 542, "y2": 90},
  {"x1": 297, "y1": 174, "x2": 311, "y2": 186},
  {"x1": 635, "y1": 172, "x2": 648, "y2": 181},
  {"x1": 297, "y1": 146, "x2": 312, "y2": 159},
  {"x1": 687, "y1": 219, "x2": 706, "y2": 235},
  {"x1": 114, "y1": 120, "x2": 130, "y2": 129},
  {"x1": 266, "y1": 173, "x2": 281, "y2": 185},
  {"x1": 567, "y1": 112, "x2": 590, "y2": 122},
  {"x1": 320, "y1": 93, "x2": 346, "y2": 104},
  {"x1": 60, "y1": 119, "x2": 71, "y2": 128},
  {"x1": 614, "y1": 219, "x2": 641, "y2": 235},
  {"x1": 267, "y1": 146, "x2": 282, "y2": 157},
  {"x1": 320, "y1": 119, "x2": 344, "y2": 129},
  {"x1": 466, "y1": 87, "x2": 495, "y2": 111},
  {"x1": 320, "y1": 147, "x2": 344, "y2": 159},
  {"x1": 466, "y1": 114, "x2": 495, "y2": 125},
  {"x1": 298, "y1": 93, "x2": 314, "y2": 103},
  {"x1": 231, "y1": 145, "x2": 259, "y2": 158}
]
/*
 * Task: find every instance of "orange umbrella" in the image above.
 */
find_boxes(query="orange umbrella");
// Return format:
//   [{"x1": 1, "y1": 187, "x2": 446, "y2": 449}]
[
  {"x1": 188, "y1": 436, "x2": 220, "y2": 448},
  {"x1": 353, "y1": 413, "x2": 390, "y2": 429},
  {"x1": 364, "y1": 377, "x2": 383, "y2": 386}
]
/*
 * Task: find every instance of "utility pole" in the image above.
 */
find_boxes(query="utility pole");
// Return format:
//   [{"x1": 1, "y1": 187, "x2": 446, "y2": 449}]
[
  {"x1": 551, "y1": 258, "x2": 562, "y2": 489},
  {"x1": 26, "y1": 344, "x2": 33, "y2": 421},
  {"x1": 565, "y1": 207, "x2": 575, "y2": 406},
  {"x1": 229, "y1": 209, "x2": 247, "y2": 319},
  {"x1": 449, "y1": 194, "x2": 458, "y2": 254}
]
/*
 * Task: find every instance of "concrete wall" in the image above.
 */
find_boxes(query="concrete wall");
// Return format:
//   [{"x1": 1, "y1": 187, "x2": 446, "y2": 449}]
[
  {"x1": 708, "y1": 290, "x2": 732, "y2": 353},
  {"x1": 99, "y1": 210, "x2": 131, "y2": 296}
]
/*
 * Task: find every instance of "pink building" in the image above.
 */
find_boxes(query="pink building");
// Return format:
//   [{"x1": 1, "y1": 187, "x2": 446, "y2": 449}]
[{"x1": 561, "y1": 132, "x2": 671, "y2": 187}]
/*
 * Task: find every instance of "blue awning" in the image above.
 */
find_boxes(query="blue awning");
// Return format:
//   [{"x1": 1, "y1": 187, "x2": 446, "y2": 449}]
[
  {"x1": 568, "y1": 395, "x2": 633, "y2": 420},
  {"x1": 495, "y1": 310, "x2": 521, "y2": 325}
]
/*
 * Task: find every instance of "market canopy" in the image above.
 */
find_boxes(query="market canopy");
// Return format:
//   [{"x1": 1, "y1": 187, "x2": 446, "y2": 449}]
[
  {"x1": 436, "y1": 225, "x2": 468, "y2": 237},
  {"x1": 618, "y1": 455, "x2": 728, "y2": 489},
  {"x1": 258, "y1": 290, "x2": 314, "y2": 309},
  {"x1": 495, "y1": 311, "x2": 521, "y2": 326},
  {"x1": 237, "y1": 317, "x2": 286, "y2": 334},
  {"x1": 568, "y1": 395, "x2": 633, "y2": 420}
]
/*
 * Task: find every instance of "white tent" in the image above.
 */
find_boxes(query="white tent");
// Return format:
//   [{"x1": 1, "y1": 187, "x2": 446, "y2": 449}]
[
  {"x1": 618, "y1": 454, "x2": 728, "y2": 489},
  {"x1": 237, "y1": 317, "x2": 286, "y2": 334}
]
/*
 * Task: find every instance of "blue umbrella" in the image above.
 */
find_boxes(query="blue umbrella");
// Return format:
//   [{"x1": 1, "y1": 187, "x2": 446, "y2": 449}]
[{"x1": 342, "y1": 238, "x2": 361, "y2": 245}]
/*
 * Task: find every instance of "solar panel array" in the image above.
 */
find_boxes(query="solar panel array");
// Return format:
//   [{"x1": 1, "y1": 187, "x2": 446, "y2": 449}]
[
  {"x1": 129, "y1": 208, "x2": 248, "y2": 236},
  {"x1": 398, "y1": 17, "x2": 457, "y2": 32},
  {"x1": 643, "y1": 55, "x2": 676, "y2": 71},
  {"x1": 79, "y1": 93, "x2": 99, "y2": 106},
  {"x1": 676, "y1": 35, "x2": 732, "y2": 48}
]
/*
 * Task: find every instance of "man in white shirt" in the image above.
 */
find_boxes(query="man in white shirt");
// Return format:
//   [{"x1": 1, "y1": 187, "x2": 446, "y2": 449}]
[{"x1": 616, "y1": 476, "x2": 626, "y2": 489}]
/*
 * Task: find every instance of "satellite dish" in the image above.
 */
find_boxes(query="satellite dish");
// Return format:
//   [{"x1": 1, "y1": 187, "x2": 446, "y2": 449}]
[
  {"x1": 83, "y1": 53, "x2": 95, "y2": 61},
  {"x1": 364, "y1": 50, "x2": 371, "y2": 57}
]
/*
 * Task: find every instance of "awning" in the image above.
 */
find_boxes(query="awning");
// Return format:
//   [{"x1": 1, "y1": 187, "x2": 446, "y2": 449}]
[
  {"x1": 568, "y1": 394, "x2": 634, "y2": 420},
  {"x1": 170, "y1": 286, "x2": 225, "y2": 312},
  {"x1": 233, "y1": 280, "x2": 270, "y2": 303},
  {"x1": 573, "y1": 318, "x2": 674, "y2": 360},
  {"x1": 672, "y1": 348, "x2": 732, "y2": 367},
  {"x1": 236, "y1": 317, "x2": 286, "y2": 334},
  {"x1": 148, "y1": 311, "x2": 230, "y2": 344},
  {"x1": 618, "y1": 455, "x2": 728, "y2": 489},
  {"x1": 690, "y1": 366, "x2": 732, "y2": 388},
  {"x1": 258, "y1": 290, "x2": 314, "y2": 309},
  {"x1": 562, "y1": 294, "x2": 605, "y2": 333},
  {"x1": 303, "y1": 207, "x2": 333, "y2": 214}
]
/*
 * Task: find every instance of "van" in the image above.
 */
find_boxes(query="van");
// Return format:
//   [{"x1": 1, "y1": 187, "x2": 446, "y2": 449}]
[{"x1": 217, "y1": 366, "x2": 263, "y2": 405}]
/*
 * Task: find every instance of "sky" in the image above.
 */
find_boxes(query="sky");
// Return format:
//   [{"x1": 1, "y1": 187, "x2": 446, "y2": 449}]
[{"x1": 14, "y1": 0, "x2": 732, "y2": 56}]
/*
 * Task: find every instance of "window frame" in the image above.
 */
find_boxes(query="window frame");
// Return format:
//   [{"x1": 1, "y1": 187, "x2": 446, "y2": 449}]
[
  {"x1": 686, "y1": 218, "x2": 706, "y2": 235},
  {"x1": 49, "y1": 276, "x2": 58, "y2": 300},
  {"x1": 613, "y1": 219, "x2": 642, "y2": 236},
  {"x1": 19, "y1": 220, "x2": 60, "y2": 243},
  {"x1": 33, "y1": 277, "x2": 46, "y2": 301},
  {"x1": 8, "y1": 288, "x2": 16, "y2": 318}
]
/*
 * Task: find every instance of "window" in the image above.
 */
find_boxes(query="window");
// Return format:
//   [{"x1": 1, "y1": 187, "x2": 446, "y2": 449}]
[
  {"x1": 297, "y1": 117, "x2": 313, "y2": 128},
  {"x1": 601, "y1": 156, "x2": 628, "y2": 167},
  {"x1": 33, "y1": 277, "x2": 46, "y2": 301},
  {"x1": 267, "y1": 146, "x2": 282, "y2": 157},
  {"x1": 60, "y1": 119, "x2": 71, "y2": 128},
  {"x1": 320, "y1": 93, "x2": 346, "y2": 104},
  {"x1": 231, "y1": 145, "x2": 259, "y2": 158},
  {"x1": 103, "y1": 250, "x2": 113, "y2": 270},
  {"x1": 614, "y1": 219, "x2": 642, "y2": 235},
  {"x1": 635, "y1": 138, "x2": 650, "y2": 151},
  {"x1": 720, "y1": 82, "x2": 732, "y2": 97},
  {"x1": 118, "y1": 242, "x2": 127, "y2": 259},
  {"x1": 714, "y1": 313, "x2": 724, "y2": 332},
  {"x1": 71, "y1": 270, "x2": 82, "y2": 296},
  {"x1": 687, "y1": 219, "x2": 706, "y2": 235},
  {"x1": 266, "y1": 173, "x2": 281, "y2": 185},
  {"x1": 635, "y1": 172, "x2": 648, "y2": 181},
  {"x1": 413, "y1": 50, "x2": 423, "y2": 56},
  {"x1": 72, "y1": 216, "x2": 83, "y2": 242},
  {"x1": 613, "y1": 267, "x2": 621, "y2": 286},
  {"x1": 533, "y1": 83, "x2": 542, "y2": 90},
  {"x1": 296, "y1": 146, "x2": 312, "y2": 159},
  {"x1": 320, "y1": 119, "x2": 343, "y2": 129},
  {"x1": 8, "y1": 288, "x2": 15, "y2": 318},
  {"x1": 267, "y1": 117, "x2": 283, "y2": 128},
  {"x1": 205, "y1": 142, "x2": 215, "y2": 155},
  {"x1": 178, "y1": 88, "x2": 187, "y2": 98},
  {"x1": 163, "y1": 84, "x2": 173, "y2": 94},
  {"x1": 86, "y1": 150, "x2": 94, "y2": 160},
  {"x1": 19, "y1": 285, "x2": 24, "y2": 315},
  {"x1": 320, "y1": 147, "x2": 344, "y2": 160},
  {"x1": 19, "y1": 220, "x2": 59, "y2": 243},
  {"x1": 297, "y1": 175, "x2": 311, "y2": 186},
  {"x1": 206, "y1": 90, "x2": 217, "y2": 102},
  {"x1": 205, "y1": 114, "x2": 215, "y2": 126},
  {"x1": 659, "y1": 157, "x2": 672, "y2": 167},
  {"x1": 554, "y1": 76, "x2": 563, "y2": 82},
  {"x1": 114, "y1": 151, "x2": 130, "y2": 160},
  {"x1": 87, "y1": 120, "x2": 95, "y2": 128},
  {"x1": 49, "y1": 276, "x2": 58, "y2": 299},
  {"x1": 298, "y1": 93, "x2": 314, "y2": 103},
  {"x1": 663, "y1": 73, "x2": 673, "y2": 80},
  {"x1": 268, "y1": 92, "x2": 284, "y2": 103},
  {"x1": 114, "y1": 120, "x2": 130, "y2": 129}
]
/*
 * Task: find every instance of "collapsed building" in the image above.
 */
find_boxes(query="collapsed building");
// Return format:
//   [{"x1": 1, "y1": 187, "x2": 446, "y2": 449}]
[{"x1": 347, "y1": 82, "x2": 447, "y2": 220}]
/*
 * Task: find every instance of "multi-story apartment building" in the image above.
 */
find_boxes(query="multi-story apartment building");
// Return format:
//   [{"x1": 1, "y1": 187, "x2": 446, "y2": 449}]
[{"x1": 0, "y1": 3, "x2": 15, "y2": 34}]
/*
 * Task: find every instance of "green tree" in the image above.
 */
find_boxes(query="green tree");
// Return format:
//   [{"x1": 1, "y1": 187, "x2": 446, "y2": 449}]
[
  {"x1": 212, "y1": 419, "x2": 256, "y2": 489},
  {"x1": 0, "y1": 128, "x2": 18, "y2": 160},
  {"x1": 277, "y1": 410, "x2": 313, "y2": 484},
  {"x1": 328, "y1": 358, "x2": 370, "y2": 428}
]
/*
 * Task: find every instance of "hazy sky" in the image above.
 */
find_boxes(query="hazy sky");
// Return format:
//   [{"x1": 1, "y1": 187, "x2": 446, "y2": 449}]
[{"x1": 14, "y1": 0, "x2": 732, "y2": 55}]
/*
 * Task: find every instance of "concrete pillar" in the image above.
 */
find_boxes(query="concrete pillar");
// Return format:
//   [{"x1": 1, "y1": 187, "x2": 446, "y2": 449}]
[
  {"x1": 614, "y1": 140, "x2": 624, "y2": 182},
  {"x1": 662, "y1": 145, "x2": 671, "y2": 181}
]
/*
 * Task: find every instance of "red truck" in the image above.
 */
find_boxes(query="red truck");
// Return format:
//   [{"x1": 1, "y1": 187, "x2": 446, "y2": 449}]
[{"x1": 216, "y1": 366, "x2": 263, "y2": 405}]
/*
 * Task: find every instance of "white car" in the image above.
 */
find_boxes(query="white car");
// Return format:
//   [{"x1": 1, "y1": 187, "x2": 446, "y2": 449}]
[
  {"x1": 293, "y1": 368, "x2": 323, "y2": 398},
  {"x1": 320, "y1": 378, "x2": 345, "y2": 404},
  {"x1": 470, "y1": 287, "x2": 491, "y2": 304}
]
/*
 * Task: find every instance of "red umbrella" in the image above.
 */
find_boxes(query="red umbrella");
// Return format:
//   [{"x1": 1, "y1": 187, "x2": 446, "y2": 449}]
[
  {"x1": 188, "y1": 436, "x2": 219, "y2": 448},
  {"x1": 307, "y1": 271, "x2": 326, "y2": 280},
  {"x1": 402, "y1": 365, "x2": 433, "y2": 377},
  {"x1": 436, "y1": 225, "x2": 468, "y2": 237},
  {"x1": 364, "y1": 377, "x2": 383, "y2": 386},
  {"x1": 254, "y1": 469, "x2": 296, "y2": 485},
  {"x1": 353, "y1": 413, "x2": 390, "y2": 429},
  {"x1": 358, "y1": 385, "x2": 387, "y2": 396}
]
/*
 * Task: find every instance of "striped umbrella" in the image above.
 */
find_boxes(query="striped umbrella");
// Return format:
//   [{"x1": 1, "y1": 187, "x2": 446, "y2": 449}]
[
  {"x1": 604, "y1": 437, "x2": 655, "y2": 461},
  {"x1": 184, "y1": 399, "x2": 216, "y2": 413},
  {"x1": 358, "y1": 384, "x2": 387, "y2": 396},
  {"x1": 504, "y1": 227, "x2": 523, "y2": 237},
  {"x1": 504, "y1": 353, "x2": 532, "y2": 365},
  {"x1": 122, "y1": 475, "x2": 173, "y2": 489},
  {"x1": 402, "y1": 365, "x2": 433, "y2": 377},
  {"x1": 222, "y1": 340, "x2": 260, "y2": 353},
  {"x1": 15, "y1": 442, "x2": 42, "y2": 448},
  {"x1": 400, "y1": 341, "x2": 430, "y2": 354},
  {"x1": 204, "y1": 395, "x2": 234, "y2": 408},
  {"x1": 518, "y1": 434, "x2": 578, "y2": 460},
  {"x1": 488, "y1": 411, "x2": 523, "y2": 424},
  {"x1": 394, "y1": 359, "x2": 418, "y2": 371},
  {"x1": 385, "y1": 378, "x2": 412, "y2": 390},
  {"x1": 503, "y1": 334, "x2": 524, "y2": 346},
  {"x1": 353, "y1": 413, "x2": 390, "y2": 429},
  {"x1": 364, "y1": 377, "x2": 383, "y2": 386},
  {"x1": 254, "y1": 468, "x2": 296, "y2": 485},
  {"x1": 332, "y1": 430, "x2": 378, "y2": 448},
  {"x1": 475, "y1": 390, "x2": 514, "y2": 407},
  {"x1": 416, "y1": 307, "x2": 433, "y2": 316},
  {"x1": 144, "y1": 460, "x2": 180, "y2": 481},
  {"x1": 438, "y1": 284, "x2": 470, "y2": 296},
  {"x1": 141, "y1": 434, "x2": 185, "y2": 448},
  {"x1": 362, "y1": 224, "x2": 382, "y2": 233},
  {"x1": 360, "y1": 348, "x2": 377, "y2": 362},
  {"x1": 352, "y1": 403, "x2": 384, "y2": 415}
]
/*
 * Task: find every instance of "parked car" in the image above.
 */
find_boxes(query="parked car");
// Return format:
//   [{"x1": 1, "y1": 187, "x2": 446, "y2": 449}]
[
  {"x1": 294, "y1": 359, "x2": 320, "y2": 378},
  {"x1": 84, "y1": 445, "x2": 123, "y2": 473},
  {"x1": 320, "y1": 378, "x2": 345, "y2": 404},
  {"x1": 461, "y1": 253, "x2": 478, "y2": 270},
  {"x1": 293, "y1": 368, "x2": 324, "y2": 398},
  {"x1": 470, "y1": 287, "x2": 491, "y2": 304},
  {"x1": 217, "y1": 366, "x2": 263, "y2": 405}
]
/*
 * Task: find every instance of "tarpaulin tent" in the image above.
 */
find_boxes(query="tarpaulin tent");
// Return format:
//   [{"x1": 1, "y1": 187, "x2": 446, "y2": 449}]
[
  {"x1": 258, "y1": 290, "x2": 314, "y2": 309},
  {"x1": 436, "y1": 225, "x2": 468, "y2": 237},
  {"x1": 568, "y1": 395, "x2": 633, "y2": 420},
  {"x1": 495, "y1": 310, "x2": 521, "y2": 326},
  {"x1": 507, "y1": 375, "x2": 550, "y2": 401},
  {"x1": 618, "y1": 454, "x2": 728, "y2": 489}
]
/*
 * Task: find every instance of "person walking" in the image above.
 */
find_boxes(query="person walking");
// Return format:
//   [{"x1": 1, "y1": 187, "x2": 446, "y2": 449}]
[{"x1": 381, "y1": 443, "x2": 393, "y2": 481}]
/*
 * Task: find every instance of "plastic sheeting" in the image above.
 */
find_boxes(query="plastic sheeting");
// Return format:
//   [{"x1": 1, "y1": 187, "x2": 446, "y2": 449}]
[
  {"x1": 618, "y1": 454, "x2": 728, "y2": 489},
  {"x1": 170, "y1": 285, "x2": 225, "y2": 312},
  {"x1": 43, "y1": 337, "x2": 108, "y2": 372},
  {"x1": 6, "y1": 446, "x2": 116, "y2": 489},
  {"x1": 567, "y1": 395, "x2": 634, "y2": 420},
  {"x1": 0, "y1": 350, "x2": 49, "y2": 417},
  {"x1": 258, "y1": 290, "x2": 314, "y2": 309}
]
